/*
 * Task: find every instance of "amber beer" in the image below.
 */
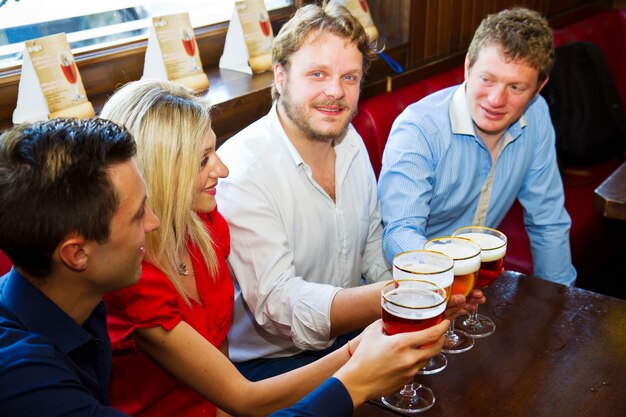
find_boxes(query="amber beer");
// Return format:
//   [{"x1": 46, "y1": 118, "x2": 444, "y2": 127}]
[
  {"x1": 451, "y1": 227, "x2": 507, "y2": 338},
  {"x1": 422, "y1": 237, "x2": 481, "y2": 295},
  {"x1": 433, "y1": 240, "x2": 481, "y2": 297},
  {"x1": 454, "y1": 230, "x2": 507, "y2": 289},
  {"x1": 381, "y1": 280, "x2": 446, "y2": 336}
]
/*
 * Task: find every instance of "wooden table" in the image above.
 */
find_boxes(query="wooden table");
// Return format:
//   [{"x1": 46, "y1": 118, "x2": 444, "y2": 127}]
[
  {"x1": 594, "y1": 161, "x2": 626, "y2": 221},
  {"x1": 354, "y1": 271, "x2": 626, "y2": 417}
]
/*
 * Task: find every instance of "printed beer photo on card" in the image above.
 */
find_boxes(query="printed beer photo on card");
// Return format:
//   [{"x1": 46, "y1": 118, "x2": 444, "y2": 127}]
[
  {"x1": 152, "y1": 13, "x2": 204, "y2": 81},
  {"x1": 235, "y1": 0, "x2": 273, "y2": 73},
  {"x1": 25, "y1": 33, "x2": 93, "y2": 115},
  {"x1": 342, "y1": 0, "x2": 378, "y2": 40}
]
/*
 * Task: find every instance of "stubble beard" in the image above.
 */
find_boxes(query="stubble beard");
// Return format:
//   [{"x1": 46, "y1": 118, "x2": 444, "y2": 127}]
[{"x1": 279, "y1": 82, "x2": 356, "y2": 143}]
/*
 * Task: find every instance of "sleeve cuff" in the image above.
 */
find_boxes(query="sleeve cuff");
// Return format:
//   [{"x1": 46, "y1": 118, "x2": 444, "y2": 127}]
[
  {"x1": 268, "y1": 377, "x2": 353, "y2": 417},
  {"x1": 291, "y1": 285, "x2": 341, "y2": 350}
]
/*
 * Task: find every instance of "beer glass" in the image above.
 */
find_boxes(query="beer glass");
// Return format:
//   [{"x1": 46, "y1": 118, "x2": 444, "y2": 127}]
[
  {"x1": 423, "y1": 237, "x2": 481, "y2": 354},
  {"x1": 258, "y1": 9, "x2": 273, "y2": 50},
  {"x1": 181, "y1": 28, "x2": 199, "y2": 71},
  {"x1": 452, "y1": 226, "x2": 507, "y2": 337},
  {"x1": 381, "y1": 278, "x2": 447, "y2": 413},
  {"x1": 393, "y1": 250, "x2": 454, "y2": 374},
  {"x1": 58, "y1": 51, "x2": 83, "y2": 101}
]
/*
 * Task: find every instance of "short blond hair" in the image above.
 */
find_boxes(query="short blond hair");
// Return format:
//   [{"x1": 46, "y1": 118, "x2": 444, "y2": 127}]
[
  {"x1": 467, "y1": 7, "x2": 554, "y2": 83},
  {"x1": 271, "y1": 1, "x2": 378, "y2": 100},
  {"x1": 100, "y1": 80, "x2": 217, "y2": 303}
]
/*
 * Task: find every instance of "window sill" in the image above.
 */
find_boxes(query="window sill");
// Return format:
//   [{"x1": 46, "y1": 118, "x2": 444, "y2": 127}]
[{"x1": 1, "y1": 34, "x2": 409, "y2": 144}]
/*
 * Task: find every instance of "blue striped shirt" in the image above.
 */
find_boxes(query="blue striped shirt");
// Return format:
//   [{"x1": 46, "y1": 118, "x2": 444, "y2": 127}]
[{"x1": 378, "y1": 84, "x2": 576, "y2": 286}]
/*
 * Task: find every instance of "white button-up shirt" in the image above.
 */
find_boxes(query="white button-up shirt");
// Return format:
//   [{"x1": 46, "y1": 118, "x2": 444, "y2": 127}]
[{"x1": 216, "y1": 104, "x2": 391, "y2": 361}]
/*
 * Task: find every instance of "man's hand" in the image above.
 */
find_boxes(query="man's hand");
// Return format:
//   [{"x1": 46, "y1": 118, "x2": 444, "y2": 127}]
[{"x1": 444, "y1": 289, "x2": 485, "y2": 320}]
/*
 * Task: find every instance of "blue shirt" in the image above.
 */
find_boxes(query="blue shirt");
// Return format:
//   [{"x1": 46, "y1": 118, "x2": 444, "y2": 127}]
[
  {"x1": 270, "y1": 377, "x2": 353, "y2": 417},
  {"x1": 0, "y1": 269, "x2": 128, "y2": 416},
  {"x1": 378, "y1": 84, "x2": 576, "y2": 286}
]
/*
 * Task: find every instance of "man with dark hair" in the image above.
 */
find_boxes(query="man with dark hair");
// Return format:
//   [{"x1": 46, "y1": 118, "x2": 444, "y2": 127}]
[
  {"x1": 0, "y1": 118, "x2": 160, "y2": 416},
  {"x1": 379, "y1": 8, "x2": 576, "y2": 286}
]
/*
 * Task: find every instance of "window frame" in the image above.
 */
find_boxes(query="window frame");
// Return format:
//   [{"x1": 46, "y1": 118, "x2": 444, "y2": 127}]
[{"x1": 0, "y1": 5, "x2": 297, "y2": 126}]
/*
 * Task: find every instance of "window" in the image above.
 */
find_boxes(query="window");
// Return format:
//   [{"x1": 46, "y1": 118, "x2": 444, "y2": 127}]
[{"x1": 0, "y1": 0, "x2": 291, "y2": 69}]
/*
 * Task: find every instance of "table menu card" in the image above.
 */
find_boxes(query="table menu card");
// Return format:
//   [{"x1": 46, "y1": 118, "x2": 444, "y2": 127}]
[
  {"x1": 219, "y1": 0, "x2": 274, "y2": 74},
  {"x1": 143, "y1": 12, "x2": 210, "y2": 91},
  {"x1": 13, "y1": 33, "x2": 95, "y2": 124}
]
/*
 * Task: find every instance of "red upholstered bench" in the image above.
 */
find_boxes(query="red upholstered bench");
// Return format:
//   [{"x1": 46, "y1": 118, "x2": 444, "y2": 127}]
[
  {"x1": 0, "y1": 250, "x2": 12, "y2": 276},
  {"x1": 353, "y1": 67, "x2": 464, "y2": 175},
  {"x1": 352, "y1": 8, "x2": 626, "y2": 292}
]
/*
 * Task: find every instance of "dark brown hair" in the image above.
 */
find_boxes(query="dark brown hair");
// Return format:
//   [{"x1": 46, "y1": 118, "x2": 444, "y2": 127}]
[{"x1": 0, "y1": 118, "x2": 136, "y2": 277}]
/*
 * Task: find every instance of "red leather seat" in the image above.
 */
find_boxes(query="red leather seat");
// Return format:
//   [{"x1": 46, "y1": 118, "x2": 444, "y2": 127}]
[
  {"x1": 353, "y1": 65, "x2": 467, "y2": 178},
  {"x1": 0, "y1": 250, "x2": 12, "y2": 276},
  {"x1": 353, "y1": 81, "x2": 433, "y2": 176},
  {"x1": 422, "y1": 66, "x2": 465, "y2": 93}
]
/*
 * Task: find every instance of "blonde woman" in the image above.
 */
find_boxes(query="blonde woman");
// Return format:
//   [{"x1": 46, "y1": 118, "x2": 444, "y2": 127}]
[{"x1": 100, "y1": 79, "x2": 448, "y2": 417}]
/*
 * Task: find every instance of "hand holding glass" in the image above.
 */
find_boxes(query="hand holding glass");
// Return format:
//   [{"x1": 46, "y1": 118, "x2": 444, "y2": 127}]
[
  {"x1": 380, "y1": 251, "x2": 451, "y2": 413},
  {"x1": 393, "y1": 250, "x2": 454, "y2": 375}
]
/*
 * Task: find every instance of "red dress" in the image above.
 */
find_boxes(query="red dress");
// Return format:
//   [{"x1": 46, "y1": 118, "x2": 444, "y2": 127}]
[{"x1": 105, "y1": 210, "x2": 234, "y2": 417}]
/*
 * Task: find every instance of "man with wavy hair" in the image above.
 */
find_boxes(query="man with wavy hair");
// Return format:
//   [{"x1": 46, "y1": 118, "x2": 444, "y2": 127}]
[
  {"x1": 379, "y1": 8, "x2": 576, "y2": 286},
  {"x1": 218, "y1": 2, "x2": 477, "y2": 380}
]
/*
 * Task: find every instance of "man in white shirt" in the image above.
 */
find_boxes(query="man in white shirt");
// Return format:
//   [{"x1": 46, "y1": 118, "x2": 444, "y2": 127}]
[{"x1": 217, "y1": 2, "x2": 480, "y2": 380}]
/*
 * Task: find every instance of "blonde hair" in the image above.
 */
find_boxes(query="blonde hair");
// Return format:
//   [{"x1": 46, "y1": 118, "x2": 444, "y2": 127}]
[
  {"x1": 467, "y1": 7, "x2": 554, "y2": 84},
  {"x1": 271, "y1": 1, "x2": 378, "y2": 100},
  {"x1": 100, "y1": 80, "x2": 217, "y2": 303}
]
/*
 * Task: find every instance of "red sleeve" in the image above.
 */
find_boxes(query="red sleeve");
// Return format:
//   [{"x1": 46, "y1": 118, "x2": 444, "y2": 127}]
[{"x1": 105, "y1": 263, "x2": 183, "y2": 349}]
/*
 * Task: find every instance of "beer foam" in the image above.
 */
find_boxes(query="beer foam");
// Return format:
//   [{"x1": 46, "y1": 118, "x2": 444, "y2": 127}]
[
  {"x1": 460, "y1": 233, "x2": 507, "y2": 262},
  {"x1": 397, "y1": 262, "x2": 442, "y2": 273},
  {"x1": 393, "y1": 264, "x2": 454, "y2": 288},
  {"x1": 432, "y1": 242, "x2": 480, "y2": 275},
  {"x1": 393, "y1": 252, "x2": 454, "y2": 288},
  {"x1": 382, "y1": 287, "x2": 446, "y2": 320}
]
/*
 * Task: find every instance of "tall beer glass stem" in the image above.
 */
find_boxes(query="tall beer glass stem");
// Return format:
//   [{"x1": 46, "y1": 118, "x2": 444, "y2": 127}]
[
  {"x1": 465, "y1": 304, "x2": 481, "y2": 327},
  {"x1": 456, "y1": 302, "x2": 496, "y2": 338},
  {"x1": 381, "y1": 380, "x2": 436, "y2": 413}
]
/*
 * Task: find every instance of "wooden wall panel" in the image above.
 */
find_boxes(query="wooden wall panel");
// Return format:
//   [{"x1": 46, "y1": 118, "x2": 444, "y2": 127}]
[
  {"x1": 368, "y1": 0, "x2": 410, "y2": 44},
  {"x1": 402, "y1": 0, "x2": 611, "y2": 69}
]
